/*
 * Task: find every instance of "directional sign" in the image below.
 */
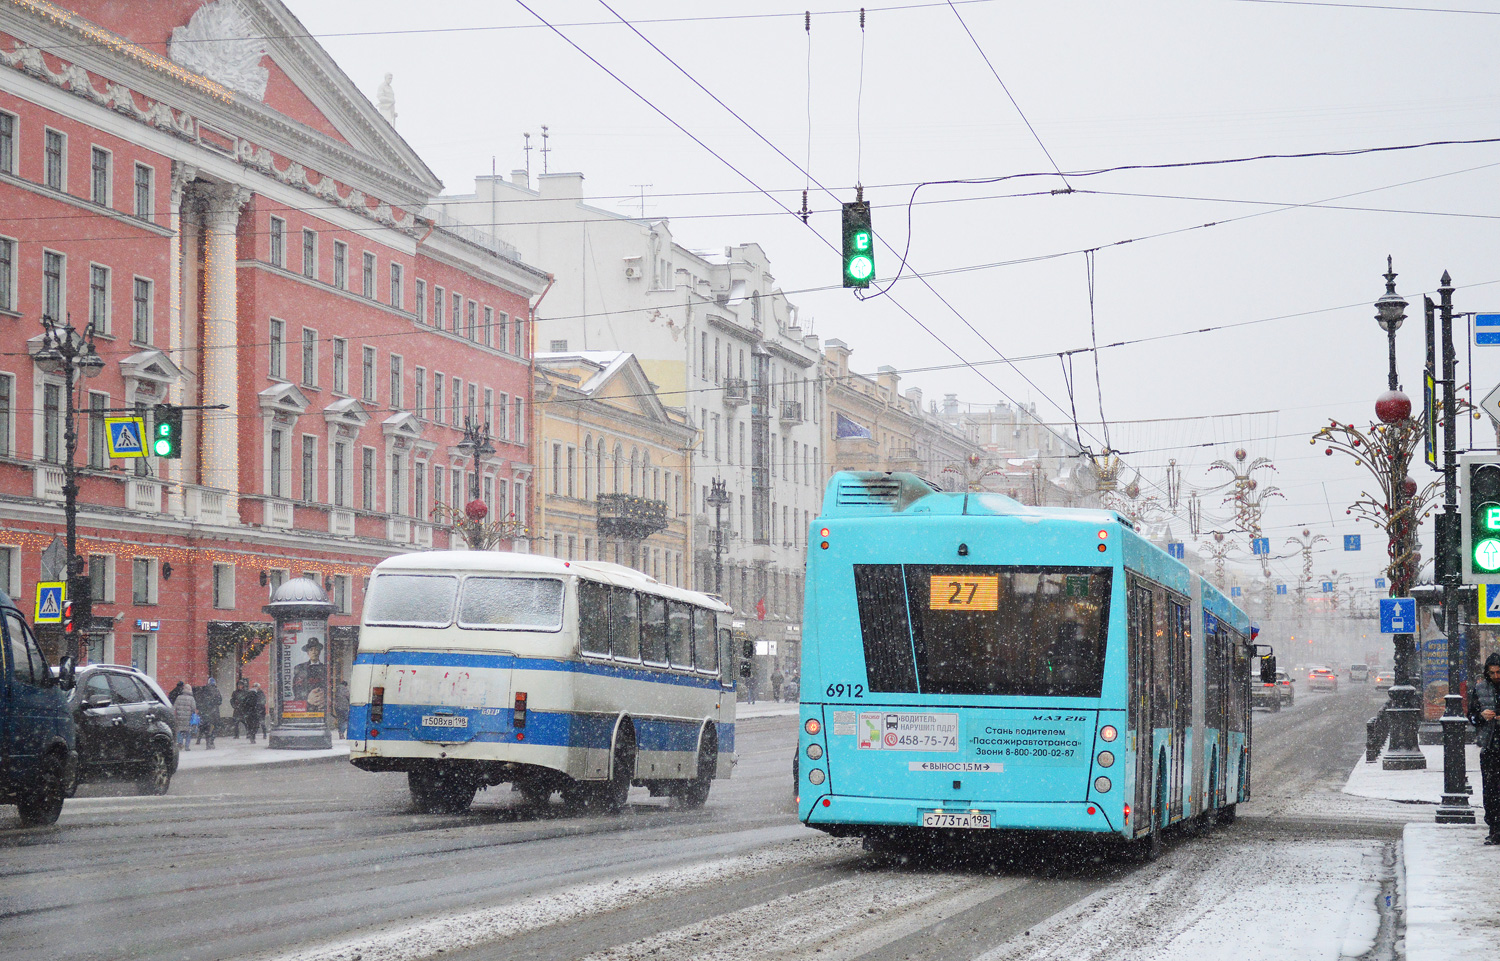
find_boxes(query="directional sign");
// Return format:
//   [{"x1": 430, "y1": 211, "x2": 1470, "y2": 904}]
[
  {"x1": 1276, "y1": 584, "x2": 1288, "y2": 595},
  {"x1": 1166, "y1": 542, "x2": 1185, "y2": 559},
  {"x1": 1374, "y1": 577, "x2": 1387, "y2": 588},
  {"x1": 105, "y1": 416, "x2": 146, "y2": 458},
  {"x1": 1322, "y1": 581, "x2": 1334, "y2": 592},
  {"x1": 1477, "y1": 537, "x2": 1500, "y2": 574},
  {"x1": 1481, "y1": 583, "x2": 1500, "y2": 625},
  {"x1": 1475, "y1": 314, "x2": 1500, "y2": 346},
  {"x1": 1380, "y1": 597, "x2": 1417, "y2": 634},
  {"x1": 35, "y1": 582, "x2": 64, "y2": 624},
  {"x1": 1344, "y1": 534, "x2": 1361, "y2": 551},
  {"x1": 1251, "y1": 537, "x2": 1270, "y2": 555},
  {"x1": 1230, "y1": 586, "x2": 1242, "y2": 597}
]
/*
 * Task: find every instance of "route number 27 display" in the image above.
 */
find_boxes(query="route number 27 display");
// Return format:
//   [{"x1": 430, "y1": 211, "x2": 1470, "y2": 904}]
[{"x1": 928, "y1": 574, "x2": 999, "y2": 611}]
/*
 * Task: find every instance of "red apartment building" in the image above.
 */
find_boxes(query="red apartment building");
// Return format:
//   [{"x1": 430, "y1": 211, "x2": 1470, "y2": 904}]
[{"x1": 0, "y1": 0, "x2": 547, "y2": 693}]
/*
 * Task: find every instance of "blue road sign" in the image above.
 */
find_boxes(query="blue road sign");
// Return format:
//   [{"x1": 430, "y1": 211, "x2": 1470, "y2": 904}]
[
  {"x1": 1476, "y1": 314, "x2": 1500, "y2": 347},
  {"x1": 1481, "y1": 583, "x2": 1500, "y2": 625},
  {"x1": 1322, "y1": 581, "x2": 1334, "y2": 592},
  {"x1": 105, "y1": 416, "x2": 146, "y2": 458},
  {"x1": 1231, "y1": 586, "x2": 1242, "y2": 597},
  {"x1": 1276, "y1": 584, "x2": 1288, "y2": 595},
  {"x1": 1380, "y1": 597, "x2": 1417, "y2": 634},
  {"x1": 1344, "y1": 534, "x2": 1361, "y2": 551},
  {"x1": 1167, "y1": 542, "x2": 1185, "y2": 559},
  {"x1": 1251, "y1": 537, "x2": 1270, "y2": 555},
  {"x1": 1375, "y1": 577, "x2": 1387, "y2": 588},
  {"x1": 34, "y1": 582, "x2": 63, "y2": 624}
]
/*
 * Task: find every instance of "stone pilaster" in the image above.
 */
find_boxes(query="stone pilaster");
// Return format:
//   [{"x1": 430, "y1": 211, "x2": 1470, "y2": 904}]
[{"x1": 194, "y1": 182, "x2": 252, "y2": 511}]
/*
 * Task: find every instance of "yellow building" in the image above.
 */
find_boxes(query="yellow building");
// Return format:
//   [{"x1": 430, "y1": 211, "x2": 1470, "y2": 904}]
[{"x1": 533, "y1": 352, "x2": 696, "y2": 586}]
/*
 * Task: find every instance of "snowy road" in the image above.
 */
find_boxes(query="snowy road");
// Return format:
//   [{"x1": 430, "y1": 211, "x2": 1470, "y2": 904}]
[{"x1": 0, "y1": 686, "x2": 1421, "y2": 961}]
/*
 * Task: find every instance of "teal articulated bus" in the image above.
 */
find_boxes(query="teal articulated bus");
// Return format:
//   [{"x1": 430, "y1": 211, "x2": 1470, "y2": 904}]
[{"x1": 797, "y1": 472, "x2": 1253, "y2": 860}]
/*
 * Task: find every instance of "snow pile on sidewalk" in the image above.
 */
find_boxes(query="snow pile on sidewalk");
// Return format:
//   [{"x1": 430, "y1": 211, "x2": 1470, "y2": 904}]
[
  {"x1": 174, "y1": 737, "x2": 350, "y2": 771},
  {"x1": 1343, "y1": 744, "x2": 1482, "y2": 803},
  {"x1": 1403, "y1": 822, "x2": 1500, "y2": 961},
  {"x1": 978, "y1": 839, "x2": 1388, "y2": 961}
]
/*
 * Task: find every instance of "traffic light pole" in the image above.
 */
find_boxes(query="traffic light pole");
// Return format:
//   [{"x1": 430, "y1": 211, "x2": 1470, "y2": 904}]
[{"x1": 1436, "y1": 273, "x2": 1476, "y2": 822}]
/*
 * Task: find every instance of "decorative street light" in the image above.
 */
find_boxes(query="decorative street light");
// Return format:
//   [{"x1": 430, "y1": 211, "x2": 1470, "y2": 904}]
[
  {"x1": 36, "y1": 314, "x2": 104, "y2": 660},
  {"x1": 706, "y1": 478, "x2": 731, "y2": 595},
  {"x1": 1375, "y1": 255, "x2": 1407, "y2": 392},
  {"x1": 432, "y1": 417, "x2": 526, "y2": 551}
]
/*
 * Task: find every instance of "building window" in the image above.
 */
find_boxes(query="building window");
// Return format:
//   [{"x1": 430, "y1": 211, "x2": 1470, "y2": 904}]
[
  {"x1": 0, "y1": 237, "x2": 14, "y2": 311},
  {"x1": 389, "y1": 354, "x2": 403, "y2": 409},
  {"x1": 268, "y1": 428, "x2": 284, "y2": 498},
  {"x1": 513, "y1": 397, "x2": 524, "y2": 444},
  {"x1": 89, "y1": 265, "x2": 109, "y2": 335},
  {"x1": 333, "y1": 241, "x2": 347, "y2": 289},
  {"x1": 467, "y1": 382, "x2": 478, "y2": 423},
  {"x1": 301, "y1": 435, "x2": 316, "y2": 502},
  {"x1": 390, "y1": 263, "x2": 403, "y2": 308},
  {"x1": 415, "y1": 368, "x2": 426, "y2": 420},
  {"x1": 333, "y1": 440, "x2": 349, "y2": 508},
  {"x1": 133, "y1": 164, "x2": 152, "y2": 221},
  {"x1": 301, "y1": 328, "x2": 317, "y2": 387},
  {"x1": 269, "y1": 216, "x2": 285, "y2": 268},
  {"x1": 551, "y1": 443, "x2": 561, "y2": 495},
  {"x1": 43, "y1": 382, "x2": 61, "y2": 463},
  {"x1": 451, "y1": 468, "x2": 463, "y2": 508},
  {"x1": 432, "y1": 373, "x2": 444, "y2": 425},
  {"x1": 497, "y1": 313, "x2": 509, "y2": 352},
  {"x1": 451, "y1": 377, "x2": 461, "y2": 426},
  {"x1": 549, "y1": 339, "x2": 568, "y2": 352},
  {"x1": 88, "y1": 554, "x2": 112, "y2": 602},
  {"x1": 496, "y1": 394, "x2": 509, "y2": 440},
  {"x1": 390, "y1": 452, "x2": 403, "y2": 516},
  {"x1": 452, "y1": 293, "x2": 462, "y2": 334},
  {"x1": 90, "y1": 146, "x2": 110, "y2": 206},
  {"x1": 415, "y1": 279, "x2": 427, "y2": 324},
  {"x1": 483, "y1": 306, "x2": 493, "y2": 346},
  {"x1": 0, "y1": 373, "x2": 12, "y2": 457},
  {"x1": 414, "y1": 460, "x2": 426, "y2": 518},
  {"x1": 363, "y1": 251, "x2": 376, "y2": 299},
  {"x1": 44, "y1": 128, "x2": 64, "y2": 190},
  {"x1": 132, "y1": 278, "x2": 152, "y2": 344},
  {"x1": 331, "y1": 337, "x2": 346, "y2": 394},
  {"x1": 433, "y1": 286, "x2": 445, "y2": 328},
  {"x1": 432, "y1": 465, "x2": 445, "y2": 508},
  {"x1": 467, "y1": 300, "x2": 477, "y2": 341},
  {"x1": 212, "y1": 563, "x2": 235, "y2": 609},
  {"x1": 361, "y1": 447, "x2": 375, "y2": 511},
  {"x1": 302, "y1": 229, "x2": 317, "y2": 279},
  {"x1": 362, "y1": 346, "x2": 376, "y2": 402},
  {"x1": 42, "y1": 250, "x2": 64, "y2": 322},
  {"x1": 87, "y1": 392, "x2": 107, "y2": 468},
  {"x1": 132, "y1": 557, "x2": 157, "y2": 605},
  {"x1": 0, "y1": 111, "x2": 14, "y2": 174},
  {"x1": 331, "y1": 575, "x2": 350, "y2": 614},
  {"x1": 269, "y1": 319, "x2": 285, "y2": 379},
  {"x1": 567, "y1": 447, "x2": 576, "y2": 498}
]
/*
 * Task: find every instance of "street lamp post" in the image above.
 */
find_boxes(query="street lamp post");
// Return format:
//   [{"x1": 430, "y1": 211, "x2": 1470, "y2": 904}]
[
  {"x1": 34, "y1": 315, "x2": 104, "y2": 660},
  {"x1": 706, "y1": 478, "x2": 731, "y2": 595}
]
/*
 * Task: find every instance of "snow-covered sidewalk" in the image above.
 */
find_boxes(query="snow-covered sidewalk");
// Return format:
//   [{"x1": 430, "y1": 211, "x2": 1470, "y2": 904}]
[
  {"x1": 174, "y1": 734, "x2": 350, "y2": 772},
  {"x1": 1343, "y1": 744, "x2": 1496, "y2": 961}
]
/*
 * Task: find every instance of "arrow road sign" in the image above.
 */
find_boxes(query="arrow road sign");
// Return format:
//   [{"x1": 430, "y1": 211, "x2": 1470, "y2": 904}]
[
  {"x1": 1276, "y1": 584, "x2": 1288, "y2": 594},
  {"x1": 1231, "y1": 586, "x2": 1242, "y2": 597},
  {"x1": 35, "y1": 582, "x2": 64, "y2": 624},
  {"x1": 1251, "y1": 537, "x2": 1270, "y2": 555},
  {"x1": 105, "y1": 416, "x2": 146, "y2": 458},
  {"x1": 1380, "y1": 597, "x2": 1417, "y2": 634},
  {"x1": 1476, "y1": 314, "x2": 1500, "y2": 346},
  {"x1": 1344, "y1": 534, "x2": 1361, "y2": 551},
  {"x1": 1167, "y1": 542, "x2": 1185, "y2": 559},
  {"x1": 1322, "y1": 581, "x2": 1334, "y2": 592}
]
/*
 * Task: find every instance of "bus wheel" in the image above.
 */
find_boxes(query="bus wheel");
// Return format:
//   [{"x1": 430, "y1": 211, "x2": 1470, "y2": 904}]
[
  {"x1": 677, "y1": 729, "x2": 717, "y2": 810},
  {"x1": 594, "y1": 731, "x2": 636, "y2": 814},
  {"x1": 408, "y1": 765, "x2": 478, "y2": 814},
  {"x1": 514, "y1": 780, "x2": 553, "y2": 808},
  {"x1": 1216, "y1": 803, "x2": 1237, "y2": 825}
]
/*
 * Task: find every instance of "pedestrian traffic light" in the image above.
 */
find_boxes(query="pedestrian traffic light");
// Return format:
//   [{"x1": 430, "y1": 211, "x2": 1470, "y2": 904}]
[
  {"x1": 152, "y1": 403, "x2": 182, "y2": 458},
  {"x1": 62, "y1": 598, "x2": 73, "y2": 635},
  {"x1": 841, "y1": 200, "x2": 874, "y2": 288},
  {"x1": 1460, "y1": 454, "x2": 1500, "y2": 583}
]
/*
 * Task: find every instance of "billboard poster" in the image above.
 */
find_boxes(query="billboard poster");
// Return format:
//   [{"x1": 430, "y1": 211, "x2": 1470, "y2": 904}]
[
  {"x1": 278, "y1": 618, "x2": 328, "y2": 720},
  {"x1": 1420, "y1": 633, "x2": 1467, "y2": 720}
]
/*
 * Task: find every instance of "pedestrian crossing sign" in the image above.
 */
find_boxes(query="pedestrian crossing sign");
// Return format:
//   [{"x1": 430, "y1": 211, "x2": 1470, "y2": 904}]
[
  {"x1": 105, "y1": 416, "x2": 146, "y2": 458},
  {"x1": 35, "y1": 581, "x2": 64, "y2": 624},
  {"x1": 1481, "y1": 583, "x2": 1500, "y2": 624}
]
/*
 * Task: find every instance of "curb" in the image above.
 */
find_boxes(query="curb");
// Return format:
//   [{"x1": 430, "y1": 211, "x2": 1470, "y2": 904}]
[{"x1": 175, "y1": 751, "x2": 352, "y2": 775}]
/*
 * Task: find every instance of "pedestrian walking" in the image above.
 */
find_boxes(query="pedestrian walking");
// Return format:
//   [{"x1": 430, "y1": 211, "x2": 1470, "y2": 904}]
[
  {"x1": 168, "y1": 680, "x2": 185, "y2": 704},
  {"x1": 174, "y1": 683, "x2": 198, "y2": 752},
  {"x1": 230, "y1": 678, "x2": 251, "y2": 739},
  {"x1": 246, "y1": 683, "x2": 266, "y2": 743},
  {"x1": 771, "y1": 669, "x2": 785, "y2": 702},
  {"x1": 196, "y1": 678, "x2": 222, "y2": 749},
  {"x1": 333, "y1": 681, "x2": 351, "y2": 738},
  {"x1": 1468, "y1": 651, "x2": 1500, "y2": 845}
]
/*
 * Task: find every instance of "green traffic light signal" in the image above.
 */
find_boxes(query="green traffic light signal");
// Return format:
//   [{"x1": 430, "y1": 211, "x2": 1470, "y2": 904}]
[
  {"x1": 842, "y1": 201, "x2": 874, "y2": 288},
  {"x1": 152, "y1": 404, "x2": 182, "y2": 459}
]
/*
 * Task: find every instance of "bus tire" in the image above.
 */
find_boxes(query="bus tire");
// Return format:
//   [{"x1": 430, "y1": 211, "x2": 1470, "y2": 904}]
[
  {"x1": 595, "y1": 728, "x2": 636, "y2": 814},
  {"x1": 408, "y1": 765, "x2": 478, "y2": 814},
  {"x1": 677, "y1": 727, "x2": 716, "y2": 810},
  {"x1": 515, "y1": 780, "x2": 553, "y2": 808},
  {"x1": 17, "y1": 751, "x2": 67, "y2": 827},
  {"x1": 1216, "y1": 803, "x2": 1237, "y2": 825}
]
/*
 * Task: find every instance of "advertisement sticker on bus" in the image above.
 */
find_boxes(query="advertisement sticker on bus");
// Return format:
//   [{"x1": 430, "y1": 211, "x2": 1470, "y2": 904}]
[{"x1": 858, "y1": 712, "x2": 959, "y2": 751}]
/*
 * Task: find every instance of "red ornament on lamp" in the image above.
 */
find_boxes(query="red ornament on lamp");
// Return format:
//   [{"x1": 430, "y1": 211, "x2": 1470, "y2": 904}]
[
  {"x1": 465, "y1": 499, "x2": 489, "y2": 521},
  {"x1": 1375, "y1": 390, "x2": 1411, "y2": 424}
]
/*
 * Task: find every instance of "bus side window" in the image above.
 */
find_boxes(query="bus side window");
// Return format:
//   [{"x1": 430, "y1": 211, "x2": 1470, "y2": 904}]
[
  {"x1": 693, "y1": 609, "x2": 718, "y2": 674},
  {"x1": 641, "y1": 595, "x2": 668, "y2": 666},
  {"x1": 718, "y1": 627, "x2": 734, "y2": 685},
  {"x1": 579, "y1": 581, "x2": 610, "y2": 657},
  {"x1": 610, "y1": 588, "x2": 641, "y2": 661},
  {"x1": 666, "y1": 601, "x2": 693, "y2": 670}
]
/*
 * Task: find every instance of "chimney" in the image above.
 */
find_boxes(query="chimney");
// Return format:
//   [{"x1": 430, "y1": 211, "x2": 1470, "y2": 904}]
[
  {"x1": 943, "y1": 393, "x2": 959, "y2": 415},
  {"x1": 876, "y1": 365, "x2": 900, "y2": 393},
  {"x1": 511, "y1": 169, "x2": 530, "y2": 189},
  {"x1": 538, "y1": 171, "x2": 584, "y2": 200}
]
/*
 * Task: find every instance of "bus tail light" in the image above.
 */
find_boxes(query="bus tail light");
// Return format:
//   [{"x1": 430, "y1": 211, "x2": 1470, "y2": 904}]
[
  {"x1": 513, "y1": 692, "x2": 527, "y2": 729},
  {"x1": 1123, "y1": 803, "x2": 1131, "y2": 822},
  {"x1": 805, "y1": 718, "x2": 821, "y2": 736},
  {"x1": 370, "y1": 687, "x2": 384, "y2": 724},
  {"x1": 1099, "y1": 725, "x2": 1117, "y2": 742}
]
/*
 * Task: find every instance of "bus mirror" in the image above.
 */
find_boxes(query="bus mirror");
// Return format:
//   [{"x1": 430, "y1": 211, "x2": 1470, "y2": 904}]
[
  {"x1": 56, "y1": 655, "x2": 76, "y2": 691},
  {"x1": 1260, "y1": 655, "x2": 1276, "y2": 685}
]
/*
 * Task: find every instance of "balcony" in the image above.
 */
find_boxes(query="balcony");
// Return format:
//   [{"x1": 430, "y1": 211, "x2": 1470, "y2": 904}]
[
  {"x1": 596, "y1": 492, "x2": 669, "y2": 541},
  {"x1": 329, "y1": 509, "x2": 355, "y2": 536},
  {"x1": 778, "y1": 400, "x2": 803, "y2": 424},
  {"x1": 127, "y1": 479, "x2": 163, "y2": 514},
  {"x1": 266, "y1": 499, "x2": 294, "y2": 529},
  {"x1": 723, "y1": 377, "x2": 749, "y2": 407},
  {"x1": 185, "y1": 487, "x2": 230, "y2": 523},
  {"x1": 413, "y1": 522, "x2": 433, "y2": 548},
  {"x1": 387, "y1": 516, "x2": 412, "y2": 543},
  {"x1": 33, "y1": 464, "x2": 65, "y2": 501}
]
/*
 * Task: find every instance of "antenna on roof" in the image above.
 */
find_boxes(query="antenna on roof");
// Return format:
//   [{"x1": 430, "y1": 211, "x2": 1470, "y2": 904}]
[
  {"x1": 540, "y1": 124, "x2": 551, "y2": 174},
  {"x1": 523, "y1": 132, "x2": 532, "y2": 179}
]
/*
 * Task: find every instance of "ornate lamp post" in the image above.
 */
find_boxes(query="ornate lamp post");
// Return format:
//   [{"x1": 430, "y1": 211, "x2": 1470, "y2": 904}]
[
  {"x1": 706, "y1": 478, "x2": 731, "y2": 595},
  {"x1": 431, "y1": 417, "x2": 526, "y2": 551},
  {"x1": 34, "y1": 315, "x2": 104, "y2": 660}
]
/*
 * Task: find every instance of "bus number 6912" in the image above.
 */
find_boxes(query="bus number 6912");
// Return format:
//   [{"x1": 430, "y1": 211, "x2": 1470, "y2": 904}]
[{"x1": 826, "y1": 683, "x2": 865, "y2": 698}]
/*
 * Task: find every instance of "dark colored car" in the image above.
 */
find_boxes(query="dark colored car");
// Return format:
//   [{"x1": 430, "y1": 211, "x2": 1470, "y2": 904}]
[
  {"x1": 1, "y1": 590, "x2": 76, "y2": 825},
  {"x1": 65, "y1": 664, "x2": 177, "y2": 796}
]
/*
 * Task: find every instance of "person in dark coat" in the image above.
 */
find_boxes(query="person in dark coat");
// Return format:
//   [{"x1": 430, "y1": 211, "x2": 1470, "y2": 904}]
[
  {"x1": 333, "y1": 681, "x2": 351, "y2": 738},
  {"x1": 245, "y1": 683, "x2": 266, "y2": 743},
  {"x1": 230, "y1": 679, "x2": 251, "y2": 738},
  {"x1": 1468, "y1": 651, "x2": 1500, "y2": 844},
  {"x1": 196, "y1": 678, "x2": 222, "y2": 749},
  {"x1": 168, "y1": 680, "x2": 185, "y2": 704}
]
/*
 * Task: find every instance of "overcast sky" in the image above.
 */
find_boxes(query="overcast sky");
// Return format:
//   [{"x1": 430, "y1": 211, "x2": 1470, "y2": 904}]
[{"x1": 287, "y1": 0, "x2": 1500, "y2": 592}]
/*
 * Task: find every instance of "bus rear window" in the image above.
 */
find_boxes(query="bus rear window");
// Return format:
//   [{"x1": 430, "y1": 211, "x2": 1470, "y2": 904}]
[
  {"x1": 457, "y1": 577, "x2": 564, "y2": 631},
  {"x1": 364, "y1": 574, "x2": 459, "y2": 628},
  {"x1": 853, "y1": 565, "x2": 1111, "y2": 698}
]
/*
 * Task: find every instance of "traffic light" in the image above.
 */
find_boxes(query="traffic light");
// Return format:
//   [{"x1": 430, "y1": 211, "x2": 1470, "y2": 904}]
[
  {"x1": 65, "y1": 576, "x2": 91, "y2": 638},
  {"x1": 1460, "y1": 455, "x2": 1500, "y2": 583},
  {"x1": 841, "y1": 200, "x2": 874, "y2": 288},
  {"x1": 62, "y1": 598, "x2": 73, "y2": 636},
  {"x1": 152, "y1": 404, "x2": 182, "y2": 458}
]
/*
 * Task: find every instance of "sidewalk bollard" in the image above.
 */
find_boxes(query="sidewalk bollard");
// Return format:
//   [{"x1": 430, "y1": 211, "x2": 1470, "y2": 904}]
[{"x1": 1366, "y1": 711, "x2": 1388, "y2": 763}]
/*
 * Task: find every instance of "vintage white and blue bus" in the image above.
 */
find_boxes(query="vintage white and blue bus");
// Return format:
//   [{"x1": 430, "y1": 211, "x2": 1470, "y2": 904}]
[
  {"x1": 347, "y1": 552, "x2": 737, "y2": 814},
  {"x1": 797, "y1": 472, "x2": 1253, "y2": 858}
]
